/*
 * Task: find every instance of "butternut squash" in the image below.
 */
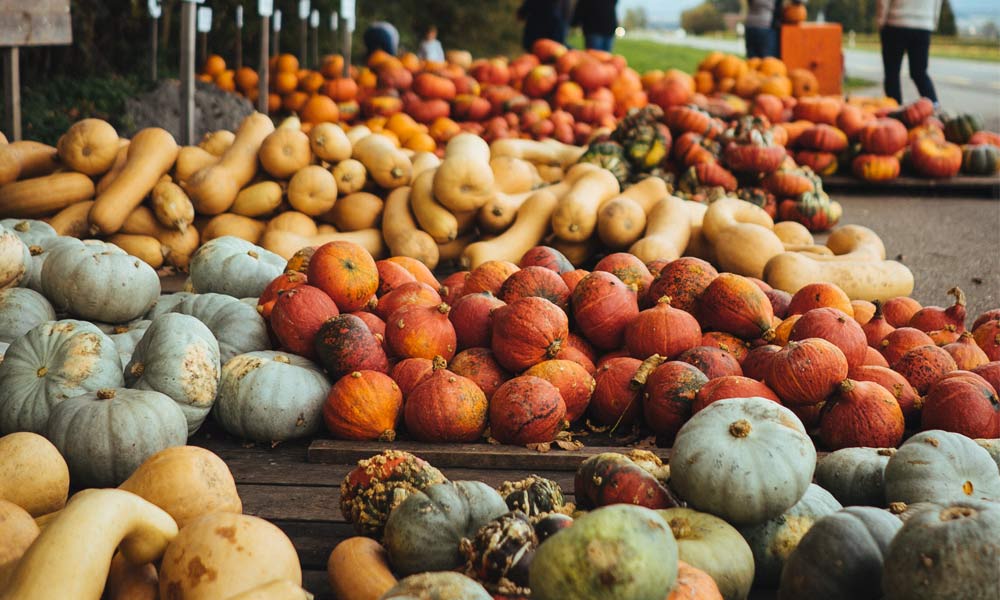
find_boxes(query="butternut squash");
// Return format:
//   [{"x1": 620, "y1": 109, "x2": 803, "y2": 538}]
[
  {"x1": 462, "y1": 189, "x2": 558, "y2": 269},
  {"x1": 437, "y1": 232, "x2": 478, "y2": 263},
  {"x1": 151, "y1": 179, "x2": 195, "y2": 232},
  {"x1": 174, "y1": 145, "x2": 218, "y2": 183},
  {"x1": 107, "y1": 234, "x2": 164, "y2": 269},
  {"x1": 490, "y1": 155, "x2": 542, "y2": 194},
  {"x1": 266, "y1": 211, "x2": 320, "y2": 237},
  {"x1": 0, "y1": 173, "x2": 95, "y2": 218},
  {"x1": 411, "y1": 168, "x2": 460, "y2": 243},
  {"x1": 202, "y1": 213, "x2": 267, "y2": 244},
  {"x1": 186, "y1": 112, "x2": 275, "y2": 215},
  {"x1": 764, "y1": 245, "x2": 914, "y2": 301},
  {"x1": 96, "y1": 140, "x2": 131, "y2": 194},
  {"x1": 232, "y1": 181, "x2": 284, "y2": 217},
  {"x1": 352, "y1": 133, "x2": 412, "y2": 189},
  {"x1": 332, "y1": 158, "x2": 367, "y2": 195},
  {"x1": 317, "y1": 224, "x2": 338, "y2": 235},
  {"x1": 410, "y1": 151, "x2": 441, "y2": 181},
  {"x1": 323, "y1": 192, "x2": 383, "y2": 231},
  {"x1": 309, "y1": 123, "x2": 352, "y2": 163},
  {"x1": 89, "y1": 127, "x2": 179, "y2": 235},
  {"x1": 259, "y1": 128, "x2": 313, "y2": 179},
  {"x1": 0, "y1": 141, "x2": 59, "y2": 185},
  {"x1": 199, "y1": 130, "x2": 236, "y2": 156},
  {"x1": 346, "y1": 125, "x2": 372, "y2": 146},
  {"x1": 0, "y1": 489, "x2": 177, "y2": 600},
  {"x1": 121, "y1": 206, "x2": 200, "y2": 271},
  {"x1": 0, "y1": 433, "x2": 68, "y2": 518},
  {"x1": 489, "y1": 138, "x2": 586, "y2": 168},
  {"x1": 822, "y1": 224, "x2": 887, "y2": 260},
  {"x1": 550, "y1": 236, "x2": 599, "y2": 267},
  {"x1": 596, "y1": 177, "x2": 668, "y2": 249},
  {"x1": 105, "y1": 553, "x2": 158, "y2": 600},
  {"x1": 327, "y1": 537, "x2": 397, "y2": 600},
  {"x1": 433, "y1": 133, "x2": 494, "y2": 212},
  {"x1": 536, "y1": 164, "x2": 565, "y2": 183},
  {"x1": 476, "y1": 163, "x2": 597, "y2": 233},
  {"x1": 628, "y1": 194, "x2": 692, "y2": 264},
  {"x1": 56, "y1": 118, "x2": 119, "y2": 176},
  {"x1": 381, "y1": 186, "x2": 439, "y2": 268},
  {"x1": 47, "y1": 200, "x2": 95, "y2": 238},
  {"x1": 702, "y1": 198, "x2": 784, "y2": 278},
  {"x1": 225, "y1": 580, "x2": 312, "y2": 600},
  {"x1": 773, "y1": 221, "x2": 815, "y2": 247},
  {"x1": 0, "y1": 500, "x2": 39, "y2": 585},
  {"x1": 287, "y1": 166, "x2": 338, "y2": 216},
  {"x1": 550, "y1": 167, "x2": 620, "y2": 242},
  {"x1": 260, "y1": 228, "x2": 385, "y2": 260}
]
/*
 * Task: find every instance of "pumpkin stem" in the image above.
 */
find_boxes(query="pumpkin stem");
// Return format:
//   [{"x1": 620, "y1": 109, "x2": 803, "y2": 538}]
[
  {"x1": 29, "y1": 245, "x2": 43, "y2": 256},
  {"x1": 546, "y1": 338, "x2": 563, "y2": 359},
  {"x1": 656, "y1": 296, "x2": 672, "y2": 306},
  {"x1": 761, "y1": 327, "x2": 776, "y2": 342},
  {"x1": 432, "y1": 355, "x2": 448, "y2": 370},
  {"x1": 97, "y1": 389, "x2": 116, "y2": 400},
  {"x1": 888, "y1": 501, "x2": 908, "y2": 514},
  {"x1": 379, "y1": 429, "x2": 397, "y2": 442},
  {"x1": 877, "y1": 448, "x2": 896, "y2": 457},
  {"x1": 14, "y1": 220, "x2": 28, "y2": 232},
  {"x1": 247, "y1": 250, "x2": 259, "y2": 259},
  {"x1": 728, "y1": 419, "x2": 752, "y2": 438},
  {"x1": 872, "y1": 299, "x2": 883, "y2": 318},
  {"x1": 274, "y1": 355, "x2": 291, "y2": 364},
  {"x1": 940, "y1": 505, "x2": 976, "y2": 520},
  {"x1": 947, "y1": 287, "x2": 966, "y2": 308},
  {"x1": 129, "y1": 363, "x2": 145, "y2": 378},
  {"x1": 631, "y1": 354, "x2": 665, "y2": 389},
  {"x1": 839, "y1": 379, "x2": 855, "y2": 394},
  {"x1": 436, "y1": 303, "x2": 451, "y2": 315},
  {"x1": 36, "y1": 366, "x2": 48, "y2": 377},
  {"x1": 668, "y1": 518, "x2": 692, "y2": 540}
]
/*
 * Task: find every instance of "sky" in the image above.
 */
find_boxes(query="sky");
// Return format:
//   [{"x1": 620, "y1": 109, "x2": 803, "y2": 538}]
[{"x1": 619, "y1": 0, "x2": 1000, "y2": 24}]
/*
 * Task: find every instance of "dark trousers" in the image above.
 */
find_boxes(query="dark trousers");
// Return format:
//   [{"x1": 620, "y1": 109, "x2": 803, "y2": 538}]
[
  {"x1": 584, "y1": 33, "x2": 614, "y2": 52},
  {"x1": 880, "y1": 25, "x2": 938, "y2": 104},
  {"x1": 745, "y1": 26, "x2": 779, "y2": 59}
]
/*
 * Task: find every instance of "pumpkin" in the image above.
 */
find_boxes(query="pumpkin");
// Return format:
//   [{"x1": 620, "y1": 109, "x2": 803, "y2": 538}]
[
  {"x1": 815, "y1": 447, "x2": 896, "y2": 507},
  {"x1": 269, "y1": 285, "x2": 340, "y2": 359},
  {"x1": 323, "y1": 370, "x2": 402, "y2": 441},
  {"x1": 625, "y1": 297, "x2": 702, "y2": 360},
  {"x1": 879, "y1": 327, "x2": 934, "y2": 367},
  {"x1": 884, "y1": 429, "x2": 1000, "y2": 504},
  {"x1": 859, "y1": 119, "x2": 908, "y2": 154},
  {"x1": 460, "y1": 511, "x2": 536, "y2": 591},
  {"x1": 326, "y1": 537, "x2": 398, "y2": 600},
  {"x1": 159, "y1": 512, "x2": 300, "y2": 600},
  {"x1": 489, "y1": 375, "x2": 566, "y2": 445},
  {"x1": 974, "y1": 320, "x2": 1000, "y2": 361},
  {"x1": 449, "y1": 348, "x2": 511, "y2": 401},
  {"x1": 738, "y1": 484, "x2": 841, "y2": 587},
  {"x1": 921, "y1": 371, "x2": 1000, "y2": 438},
  {"x1": 893, "y1": 344, "x2": 958, "y2": 394},
  {"x1": 46, "y1": 387, "x2": 186, "y2": 487},
  {"x1": 524, "y1": 359, "x2": 594, "y2": 422},
  {"x1": 777, "y1": 507, "x2": 903, "y2": 600},
  {"x1": 383, "y1": 480, "x2": 507, "y2": 575},
  {"x1": 518, "y1": 245, "x2": 575, "y2": 274},
  {"x1": 669, "y1": 397, "x2": 816, "y2": 524},
  {"x1": 215, "y1": 351, "x2": 330, "y2": 442},
  {"x1": 862, "y1": 301, "x2": 895, "y2": 346},
  {"x1": 701, "y1": 331, "x2": 751, "y2": 362},
  {"x1": 40, "y1": 241, "x2": 159, "y2": 323},
  {"x1": 464, "y1": 260, "x2": 521, "y2": 296},
  {"x1": 976, "y1": 437, "x2": 1000, "y2": 470},
  {"x1": 697, "y1": 273, "x2": 774, "y2": 341},
  {"x1": 488, "y1": 296, "x2": 568, "y2": 372},
  {"x1": 529, "y1": 504, "x2": 678, "y2": 600},
  {"x1": 405, "y1": 362, "x2": 488, "y2": 442},
  {"x1": 574, "y1": 452, "x2": 679, "y2": 511},
  {"x1": 848, "y1": 365, "x2": 922, "y2": 426},
  {"x1": 256, "y1": 272, "x2": 308, "y2": 321},
  {"x1": 677, "y1": 346, "x2": 744, "y2": 380},
  {"x1": 188, "y1": 236, "x2": 285, "y2": 299},
  {"x1": 961, "y1": 143, "x2": 1000, "y2": 175},
  {"x1": 307, "y1": 241, "x2": 379, "y2": 312},
  {"x1": 882, "y1": 296, "x2": 923, "y2": 327},
  {"x1": 692, "y1": 376, "x2": 780, "y2": 414},
  {"x1": 315, "y1": 314, "x2": 389, "y2": 379},
  {"x1": 819, "y1": 379, "x2": 905, "y2": 450},
  {"x1": 882, "y1": 500, "x2": 1000, "y2": 600},
  {"x1": 169, "y1": 293, "x2": 270, "y2": 364},
  {"x1": 654, "y1": 508, "x2": 753, "y2": 600},
  {"x1": 0, "y1": 287, "x2": 55, "y2": 344},
  {"x1": 0, "y1": 320, "x2": 124, "y2": 434},
  {"x1": 765, "y1": 338, "x2": 849, "y2": 406},
  {"x1": 942, "y1": 112, "x2": 983, "y2": 144},
  {"x1": 589, "y1": 356, "x2": 644, "y2": 427},
  {"x1": 498, "y1": 475, "x2": 566, "y2": 517},
  {"x1": 972, "y1": 360, "x2": 1000, "y2": 394},
  {"x1": 0, "y1": 432, "x2": 69, "y2": 517},
  {"x1": 1, "y1": 218, "x2": 57, "y2": 249},
  {"x1": 386, "y1": 303, "x2": 457, "y2": 361},
  {"x1": 499, "y1": 265, "x2": 571, "y2": 310},
  {"x1": 376, "y1": 281, "x2": 442, "y2": 320},
  {"x1": 669, "y1": 560, "x2": 724, "y2": 600},
  {"x1": 909, "y1": 287, "x2": 967, "y2": 333},
  {"x1": 381, "y1": 572, "x2": 491, "y2": 600},
  {"x1": 125, "y1": 313, "x2": 221, "y2": 434},
  {"x1": 797, "y1": 124, "x2": 849, "y2": 153},
  {"x1": 390, "y1": 357, "x2": 435, "y2": 398},
  {"x1": 742, "y1": 344, "x2": 781, "y2": 380},
  {"x1": 793, "y1": 150, "x2": 838, "y2": 177},
  {"x1": 647, "y1": 257, "x2": 719, "y2": 315},
  {"x1": 910, "y1": 137, "x2": 963, "y2": 178}
]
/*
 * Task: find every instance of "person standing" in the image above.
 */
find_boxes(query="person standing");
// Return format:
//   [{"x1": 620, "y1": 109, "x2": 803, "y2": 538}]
[
  {"x1": 572, "y1": 0, "x2": 619, "y2": 52},
  {"x1": 363, "y1": 21, "x2": 400, "y2": 58},
  {"x1": 417, "y1": 26, "x2": 445, "y2": 62},
  {"x1": 517, "y1": 0, "x2": 564, "y2": 52},
  {"x1": 877, "y1": 0, "x2": 942, "y2": 105},
  {"x1": 745, "y1": 0, "x2": 781, "y2": 58}
]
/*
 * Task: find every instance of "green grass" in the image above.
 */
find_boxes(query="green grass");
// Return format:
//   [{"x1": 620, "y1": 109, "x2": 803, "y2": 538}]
[
  {"x1": 568, "y1": 32, "x2": 712, "y2": 74},
  {"x1": 846, "y1": 33, "x2": 1000, "y2": 62}
]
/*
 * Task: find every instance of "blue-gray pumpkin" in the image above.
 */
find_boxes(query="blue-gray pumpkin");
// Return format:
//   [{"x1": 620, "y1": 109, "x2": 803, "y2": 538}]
[
  {"x1": 188, "y1": 236, "x2": 285, "y2": 299},
  {"x1": 659, "y1": 506, "x2": 755, "y2": 600},
  {"x1": 884, "y1": 429, "x2": 1000, "y2": 504},
  {"x1": 126, "y1": 313, "x2": 221, "y2": 434},
  {"x1": 1, "y1": 219, "x2": 57, "y2": 249},
  {"x1": 380, "y1": 572, "x2": 491, "y2": 600},
  {"x1": 145, "y1": 292, "x2": 193, "y2": 320},
  {"x1": 45, "y1": 387, "x2": 187, "y2": 487},
  {"x1": 0, "y1": 320, "x2": 124, "y2": 434},
  {"x1": 975, "y1": 438, "x2": 1000, "y2": 472},
  {"x1": 0, "y1": 287, "x2": 56, "y2": 343},
  {"x1": 815, "y1": 447, "x2": 896, "y2": 507},
  {"x1": 103, "y1": 320, "x2": 151, "y2": 367},
  {"x1": 215, "y1": 351, "x2": 330, "y2": 442},
  {"x1": 168, "y1": 292, "x2": 270, "y2": 363},
  {"x1": 21, "y1": 237, "x2": 83, "y2": 293}
]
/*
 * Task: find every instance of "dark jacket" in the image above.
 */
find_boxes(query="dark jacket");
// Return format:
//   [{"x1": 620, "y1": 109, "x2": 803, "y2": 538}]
[
  {"x1": 572, "y1": 0, "x2": 618, "y2": 36},
  {"x1": 518, "y1": 0, "x2": 566, "y2": 50}
]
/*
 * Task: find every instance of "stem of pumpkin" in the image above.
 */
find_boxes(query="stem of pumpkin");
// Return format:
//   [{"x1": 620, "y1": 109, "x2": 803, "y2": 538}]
[{"x1": 630, "y1": 354, "x2": 665, "y2": 389}]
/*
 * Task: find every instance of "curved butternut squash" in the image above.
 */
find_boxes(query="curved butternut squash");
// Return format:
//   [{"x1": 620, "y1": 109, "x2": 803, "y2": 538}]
[
  {"x1": 309, "y1": 123, "x2": 352, "y2": 163},
  {"x1": 702, "y1": 198, "x2": 783, "y2": 278},
  {"x1": 47, "y1": 200, "x2": 95, "y2": 238},
  {"x1": 259, "y1": 228, "x2": 385, "y2": 260},
  {"x1": 433, "y1": 133, "x2": 494, "y2": 212},
  {"x1": 56, "y1": 118, "x2": 119, "y2": 176},
  {"x1": 202, "y1": 213, "x2": 267, "y2": 244},
  {"x1": 0, "y1": 489, "x2": 177, "y2": 600},
  {"x1": 107, "y1": 234, "x2": 164, "y2": 269},
  {"x1": 186, "y1": 112, "x2": 275, "y2": 215},
  {"x1": 232, "y1": 181, "x2": 284, "y2": 217},
  {"x1": 352, "y1": 133, "x2": 412, "y2": 189},
  {"x1": 489, "y1": 138, "x2": 585, "y2": 168},
  {"x1": 628, "y1": 194, "x2": 692, "y2": 264},
  {"x1": 105, "y1": 553, "x2": 158, "y2": 600},
  {"x1": 536, "y1": 164, "x2": 565, "y2": 183},
  {"x1": 0, "y1": 433, "x2": 68, "y2": 519},
  {"x1": 174, "y1": 145, "x2": 218, "y2": 184},
  {"x1": 199, "y1": 130, "x2": 236, "y2": 156},
  {"x1": 96, "y1": 140, "x2": 132, "y2": 194},
  {"x1": 764, "y1": 252, "x2": 914, "y2": 301},
  {"x1": 288, "y1": 165, "x2": 338, "y2": 216},
  {"x1": 462, "y1": 189, "x2": 558, "y2": 269},
  {"x1": 411, "y1": 168, "x2": 459, "y2": 243},
  {"x1": 381, "y1": 186, "x2": 439, "y2": 269},
  {"x1": 259, "y1": 128, "x2": 313, "y2": 179},
  {"x1": 410, "y1": 151, "x2": 441, "y2": 181},
  {"x1": 327, "y1": 537, "x2": 397, "y2": 600},
  {"x1": 476, "y1": 162, "x2": 596, "y2": 234},
  {"x1": 224, "y1": 580, "x2": 312, "y2": 600},
  {"x1": 120, "y1": 206, "x2": 200, "y2": 270},
  {"x1": 0, "y1": 173, "x2": 95, "y2": 218},
  {"x1": 151, "y1": 179, "x2": 195, "y2": 232},
  {"x1": 323, "y1": 192, "x2": 383, "y2": 231},
  {"x1": 89, "y1": 128, "x2": 179, "y2": 235},
  {"x1": 773, "y1": 221, "x2": 814, "y2": 247},
  {"x1": 121, "y1": 205, "x2": 165, "y2": 237},
  {"x1": 346, "y1": 125, "x2": 372, "y2": 146},
  {"x1": 550, "y1": 167, "x2": 620, "y2": 242},
  {"x1": 0, "y1": 141, "x2": 59, "y2": 185},
  {"x1": 266, "y1": 211, "x2": 320, "y2": 237},
  {"x1": 683, "y1": 201, "x2": 716, "y2": 263},
  {"x1": 596, "y1": 177, "x2": 668, "y2": 249},
  {"x1": 437, "y1": 233, "x2": 477, "y2": 263},
  {"x1": 0, "y1": 500, "x2": 39, "y2": 585},
  {"x1": 332, "y1": 159, "x2": 367, "y2": 195},
  {"x1": 490, "y1": 156, "x2": 541, "y2": 194}
]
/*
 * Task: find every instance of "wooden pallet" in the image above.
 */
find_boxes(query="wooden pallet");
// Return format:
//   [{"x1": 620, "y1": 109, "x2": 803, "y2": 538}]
[{"x1": 822, "y1": 173, "x2": 1000, "y2": 195}]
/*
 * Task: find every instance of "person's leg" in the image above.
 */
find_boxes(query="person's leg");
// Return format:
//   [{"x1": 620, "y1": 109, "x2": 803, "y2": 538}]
[
  {"x1": 905, "y1": 28, "x2": 938, "y2": 103},
  {"x1": 745, "y1": 27, "x2": 765, "y2": 58},
  {"x1": 601, "y1": 34, "x2": 614, "y2": 52},
  {"x1": 584, "y1": 33, "x2": 598, "y2": 49},
  {"x1": 768, "y1": 27, "x2": 781, "y2": 58},
  {"x1": 880, "y1": 26, "x2": 905, "y2": 104}
]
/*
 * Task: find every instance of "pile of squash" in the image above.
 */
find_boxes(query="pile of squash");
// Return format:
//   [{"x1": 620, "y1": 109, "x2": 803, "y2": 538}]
[
  {"x1": 325, "y1": 419, "x2": 1000, "y2": 600},
  {"x1": 0, "y1": 435, "x2": 310, "y2": 600}
]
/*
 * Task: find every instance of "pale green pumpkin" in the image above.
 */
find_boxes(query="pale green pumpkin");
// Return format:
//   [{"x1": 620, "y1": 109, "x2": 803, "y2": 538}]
[
  {"x1": 381, "y1": 572, "x2": 492, "y2": 600},
  {"x1": 145, "y1": 292, "x2": 193, "y2": 320},
  {"x1": 168, "y1": 292, "x2": 270, "y2": 363},
  {"x1": 1, "y1": 219, "x2": 57, "y2": 249},
  {"x1": 20, "y1": 236, "x2": 84, "y2": 293},
  {"x1": 0, "y1": 287, "x2": 56, "y2": 343},
  {"x1": 815, "y1": 447, "x2": 896, "y2": 507},
  {"x1": 101, "y1": 320, "x2": 151, "y2": 367},
  {"x1": 884, "y1": 430, "x2": 1000, "y2": 504},
  {"x1": 125, "y1": 313, "x2": 221, "y2": 434},
  {"x1": 0, "y1": 224, "x2": 29, "y2": 290},
  {"x1": 188, "y1": 236, "x2": 285, "y2": 299},
  {"x1": 658, "y1": 507, "x2": 755, "y2": 600},
  {"x1": 975, "y1": 438, "x2": 1000, "y2": 472},
  {"x1": 0, "y1": 320, "x2": 124, "y2": 434}
]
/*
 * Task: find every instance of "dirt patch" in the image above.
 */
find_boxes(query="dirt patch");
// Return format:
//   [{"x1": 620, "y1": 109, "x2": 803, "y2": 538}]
[{"x1": 123, "y1": 80, "x2": 254, "y2": 141}]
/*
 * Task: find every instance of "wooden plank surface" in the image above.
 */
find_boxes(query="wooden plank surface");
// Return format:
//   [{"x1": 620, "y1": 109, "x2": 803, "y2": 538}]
[
  {"x1": 0, "y1": 0, "x2": 72, "y2": 47},
  {"x1": 822, "y1": 173, "x2": 1000, "y2": 195}
]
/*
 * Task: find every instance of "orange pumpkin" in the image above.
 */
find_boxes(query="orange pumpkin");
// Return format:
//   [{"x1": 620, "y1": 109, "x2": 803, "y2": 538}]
[
  {"x1": 324, "y1": 77, "x2": 358, "y2": 102},
  {"x1": 783, "y1": 3, "x2": 808, "y2": 23},
  {"x1": 758, "y1": 75, "x2": 793, "y2": 98},
  {"x1": 852, "y1": 153, "x2": 900, "y2": 181},
  {"x1": 859, "y1": 118, "x2": 909, "y2": 154},
  {"x1": 323, "y1": 371, "x2": 402, "y2": 440},
  {"x1": 413, "y1": 72, "x2": 457, "y2": 101},
  {"x1": 270, "y1": 285, "x2": 340, "y2": 359},
  {"x1": 793, "y1": 96, "x2": 841, "y2": 124},
  {"x1": 299, "y1": 94, "x2": 340, "y2": 124},
  {"x1": 385, "y1": 303, "x2": 458, "y2": 361},
  {"x1": 404, "y1": 361, "x2": 488, "y2": 442},
  {"x1": 307, "y1": 241, "x2": 379, "y2": 312},
  {"x1": 909, "y1": 137, "x2": 963, "y2": 178},
  {"x1": 789, "y1": 69, "x2": 820, "y2": 98},
  {"x1": 202, "y1": 54, "x2": 226, "y2": 77}
]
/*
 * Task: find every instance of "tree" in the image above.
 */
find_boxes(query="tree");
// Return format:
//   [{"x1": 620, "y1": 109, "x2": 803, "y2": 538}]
[
  {"x1": 623, "y1": 7, "x2": 649, "y2": 30},
  {"x1": 937, "y1": 0, "x2": 957, "y2": 36},
  {"x1": 710, "y1": 0, "x2": 743, "y2": 15},
  {"x1": 681, "y1": 2, "x2": 725, "y2": 35}
]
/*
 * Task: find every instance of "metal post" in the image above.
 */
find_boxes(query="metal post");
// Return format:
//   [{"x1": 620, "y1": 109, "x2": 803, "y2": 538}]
[
  {"x1": 151, "y1": 17, "x2": 159, "y2": 81},
  {"x1": 2, "y1": 47, "x2": 20, "y2": 141},
  {"x1": 198, "y1": 32, "x2": 208, "y2": 66},
  {"x1": 273, "y1": 11, "x2": 281, "y2": 56},
  {"x1": 339, "y1": 16, "x2": 351, "y2": 78},
  {"x1": 235, "y1": 7, "x2": 244, "y2": 70},
  {"x1": 310, "y1": 10, "x2": 320, "y2": 69},
  {"x1": 179, "y1": 1, "x2": 197, "y2": 145},
  {"x1": 300, "y1": 22, "x2": 308, "y2": 67},
  {"x1": 258, "y1": 16, "x2": 270, "y2": 114}
]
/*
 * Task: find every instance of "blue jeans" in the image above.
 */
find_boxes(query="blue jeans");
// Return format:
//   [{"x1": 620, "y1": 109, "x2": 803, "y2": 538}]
[
  {"x1": 585, "y1": 33, "x2": 614, "y2": 52},
  {"x1": 745, "y1": 26, "x2": 779, "y2": 58}
]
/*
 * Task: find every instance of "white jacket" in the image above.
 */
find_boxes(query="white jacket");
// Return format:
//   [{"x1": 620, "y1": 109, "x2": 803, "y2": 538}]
[{"x1": 877, "y1": 0, "x2": 943, "y2": 31}]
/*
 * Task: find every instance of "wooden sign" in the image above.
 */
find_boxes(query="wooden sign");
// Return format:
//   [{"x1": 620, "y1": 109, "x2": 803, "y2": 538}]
[{"x1": 0, "y1": 0, "x2": 72, "y2": 47}]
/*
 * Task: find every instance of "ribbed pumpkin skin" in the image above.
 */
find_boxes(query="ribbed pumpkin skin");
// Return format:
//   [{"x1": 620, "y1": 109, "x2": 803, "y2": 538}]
[
  {"x1": 882, "y1": 500, "x2": 1000, "y2": 600},
  {"x1": 463, "y1": 260, "x2": 520, "y2": 296},
  {"x1": 594, "y1": 253, "x2": 654, "y2": 297},
  {"x1": 270, "y1": 285, "x2": 340, "y2": 359},
  {"x1": 819, "y1": 379, "x2": 905, "y2": 450},
  {"x1": 374, "y1": 281, "x2": 441, "y2": 320},
  {"x1": 524, "y1": 359, "x2": 595, "y2": 422},
  {"x1": 315, "y1": 313, "x2": 389, "y2": 379},
  {"x1": 589, "y1": 357, "x2": 643, "y2": 427},
  {"x1": 894, "y1": 344, "x2": 958, "y2": 395},
  {"x1": 879, "y1": 327, "x2": 934, "y2": 367},
  {"x1": 701, "y1": 331, "x2": 750, "y2": 363},
  {"x1": 848, "y1": 365, "x2": 922, "y2": 425},
  {"x1": 449, "y1": 348, "x2": 511, "y2": 401},
  {"x1": 742, "y1": 344, "x2": 781, "y2": 380},
  {"x1": 974, "y1": 319, "x2": 1000, "y2": 361},
  {"x1": 921, "y1": 371, "x2": 1000, "y2": 438},
  {"x1": 489, "y1": 375, "x2": 566, "y2": 445},
  {"x1": 518, "y1": 245, "x2": 574, "y2": 274},
  {"x1": 449, "y1": 292, "x2": 504, "y2": 350},
  {"x1": 647, "y1": 257, "x2": 719, "y2": 315},
  {"x1": 375, "y1": 259, "x2": 417, "y2": 296},
  {"x1": 323, "y1": 370, "x2": 402, "y2": 441},
  {"x1": 498, "y1": 266, "x2": 571, "y2": 309},
  {"x1": 0, "y1": 287, "x2": 56, "y2": 344},
  {"x1": 625, "y1": 298, "x2": 702, "y2": 360},
  {"x1": 385, "y1": 303, "x2": 457, "y2": 361},
  {"x1": 697, "y1": 273, "x2": 774, "y2": 340},
  {"x1": 382, "y1": 573, "x2": 490, "y2": 600},
  {"x1": 859, "y1": 118, "x2": 908, "y2": 154},
  {"x1": 257, "y1": 271, "x2": 308, "y2": 320},
  {"x1": 668, "y1": 561, "x2": 724, "y2": 600},
  {"x1": 169, "y1": 293, "x2": 271, "y2": 364},
  {"x1": 790, "y1": 307, "x2": 867, "y2": 369},
  {"x1": 943, "y1": 332, "x2": 989, "y2": 371},
  {"x1": 405, "y1": 368, "x2": 488, "y2": 442},
  {"x1": 643, "y1": 361, "x2": 710, "y2": 444},
  {"x1": 571, "y1": 271, "x2": 639, "y2": 350},
  {"x1": 658, "y1": 507, "x2": 755, "y2": 600},
  {"x1": 390, "y1": 357, "x2": 435, "y2": 397},
  {"x1": 677, "y1": 346, "x2": 744, "y2": 380},
  {"x1": 765, "y1": 338, "x2": 849, "y2": 406},
  {"x1": 815, "y1": 447, "x2": 896, "y2": 507},
  {"x1": 884, "y1": 430, "x2": 1000, "y2": 504},
  {"x1": 574, "y1": 452, "x2": 679, "y2": 511},
  {"x1": 692, "y1": 375, "x2": 780, "y2": 414},
  {"x1": 307, "y1": 240, "x2": 379, "y2": 312},
  {"x1": 491, "y1": 296, "x2": 569, "y2": 372},
  {"x1": 188, "y1": 236, "x2": 285, "y2": 299}
]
